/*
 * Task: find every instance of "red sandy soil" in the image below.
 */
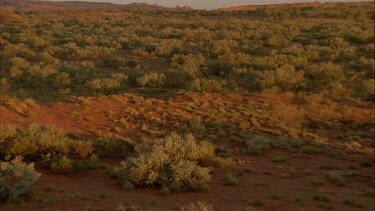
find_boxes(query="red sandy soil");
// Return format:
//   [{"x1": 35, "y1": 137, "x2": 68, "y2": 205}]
[
  {"x1": 0, "y1": 150, "x2": 373, "y2": 210},
  {"x1": 220, "y1": 1, "x2": 374, "y2": 11},
  {"x1": 1, "y1": 93, "x2": 373, "y2": 139}
]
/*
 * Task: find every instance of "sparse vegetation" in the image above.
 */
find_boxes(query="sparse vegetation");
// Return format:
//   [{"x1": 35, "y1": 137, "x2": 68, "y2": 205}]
[{"x1": 180, "y1": 201, "x2": 214, "y2": 211}]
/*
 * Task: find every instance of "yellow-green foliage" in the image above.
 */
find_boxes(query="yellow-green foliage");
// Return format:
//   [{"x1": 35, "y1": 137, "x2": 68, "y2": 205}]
[
  {"x1": 6, "y1": 124, "x2": 71, "y2": 160},
  {"x1": 189, "y1": 79, "x2": 223, "y2": 92},
  {"x1": 50, "y1": 156, "x2": 73, "y2": 174},
  {"x1": 0, "y1": 125, "x2": 17, "y2": 140},
  {"x1": 116, "y1": 133, "x2": 222, "y2": 191},
  {"x1": 136, "y1": 72, "x2": 166, "y2": 87},
  {"x1": 0, "y1": 157, "x2": 41, "y2": 200},
  {"x1": 0, "y1": 5, "x2": 373, "y2": 100},
  {"x1": 361, "y1": 79, "x2": 375, "y2": 97},
  {"x1": 73, "y1": 140, "x2": 94, "y2": 159},
  {"x1": 23, "y1": 98, "x2": 40, "y2": 109}
]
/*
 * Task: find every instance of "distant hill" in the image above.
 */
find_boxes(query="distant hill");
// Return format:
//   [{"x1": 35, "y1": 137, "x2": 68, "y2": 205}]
[
  {"x1": 219, "y1": 1, "x2": 374, "y2": 11},
  {"x1": 0, "y1": 0, "x2": 193, "y2": 12}
]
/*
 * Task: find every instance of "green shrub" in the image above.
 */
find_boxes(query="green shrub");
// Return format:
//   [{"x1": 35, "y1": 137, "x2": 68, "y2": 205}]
[
  {"x1": 66, "y1": 132, "x2": 80, "y2": 140},
  {"x1": 50, "y1": 156, "x2": 73, "y2": 174},
  {"x1": 94, "y1": 137, "x2": 135, "y2": 158},
  {"x1": 73, "y1": 159, "x2": 98, "y2": 171},
  {"x1": 0, "y1": 157, "x2": 41, "y2": 201},
  {"x1": 162, "y1": 69, "x2": 191, "y2": 88},
  {"x1": 246, "y1": 136, "x2": 271, "y2": 155},
  {"x1": 116, "y1": 133, "x2": 221, "y2": 191}
]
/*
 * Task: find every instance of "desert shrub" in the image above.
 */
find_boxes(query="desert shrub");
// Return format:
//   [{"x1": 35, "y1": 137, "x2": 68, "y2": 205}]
[
  {"x1": 104, "y1": 56, "x2": 127, "y2": 68},
  {"x1": 0, "y1": 125, "x2": 17, "y2": 140},
  {"x1": 246, "y1": 136, "x2": 272, "y2": 155},
  {"x1": 111, "y1": 73, "x2": 128, "y2": 85},
  {"x1": 116, "y1": 133, "x2": 225, "y2": 191},
  {"x1": 136, "y1": 72, "x2": 166, "y2": 87},
  {"x1": 305, "y1": 62, "x2": 344, "y2": 88},
  {"x1": 159, "y1": 186, "x2": 171, "y2": 195},
  {"x1": 189, "y1": 79, "x2": 223, "y2": 92},
  {"x1": 72, "y1": 140, "x2": 94, "y2": 159},
  {"x1": 180, "y1": 201, "x2": 214, "y2": 211},
  {"x1": 9, "y1": 57, "x2": 30, "y2": 82},
  {"x1": 132, "y1": 48, "x2": 149, "y2": 58},
  {"x1": 162, "y1": 69, "x2": 191, "y2": 88},
  {"x1": 189, "y1": 119, "x2": 206, "y2": 135},
  {"x1": 6, "y1": 124, "x2": 71, "y2": 160},
  {"x1": 54, "y1": 72, "x2": 71, "y2": 90},
  {"x1": 212, "y1": 40, "x2": 238, "y2": 57},
  {"x1": 272, "y1": 65, "x2": 305, "y2": 91},
  {"x1": 0, "y1": 157, "x2": 41, "y2": 200},
  {"x1": 171, "y1": 54, "x2": 205, "y2": 78},
  {"x1": 360, "y1": 79, "x2": 375, "y2": 98},
  {"x1": 50, "y1": 156, "x2": 73, "y2": 174},
  {"x1": 94, "y1": 137, "x2": 135, "y2": 158},
  {"x1": 205, "y1": 61, "x2": 234, "y2": 76},
  {"x1": 26, "y1": 63, "x2": 57, "y2": 83},
  {"x1": 73, "y1": 159, "x2": 98, "y2": 171},
  {"x1": 87, "y1": 78, "x2": 121, "y2": 94}
]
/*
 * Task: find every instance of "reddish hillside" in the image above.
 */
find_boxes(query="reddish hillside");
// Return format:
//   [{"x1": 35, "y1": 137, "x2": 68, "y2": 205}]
[
  {"x1": 220, "y1": 1, "x2": 374, "y2": 11},
  {"x1": 0, "y1": 0, "x2": 192, "y2": 12}
]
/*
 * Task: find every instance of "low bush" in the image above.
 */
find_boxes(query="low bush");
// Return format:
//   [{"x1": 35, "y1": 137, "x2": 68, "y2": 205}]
[
  {"x1": 73, "y1": 159, "x2": 98, "y2": 171},
  {"x1": 50, "y1": 156, "x2": 73, "y2": 174},
  {"x1": 361, "y1": 79, "x2": 374, "y2": 98},
  {"x1": 6, "y1": 124, "x2": 72, "y2": 160},
  {"x1": 0, "y1": 125, "x2": 17, "y2": 140},
  {"x1": 136, "y1": 72, "x2": 166, "y2": 87},
  {"x1": 116, "y1": 133, "x2": 227, "y2": 192},
  {"x1": 189, "y1": 79, "x2": 223, "y2": 92},
  {"x1": 245, "y1": 136, "x2": 272, "y2": 155},
  {"x1": 0, "y1": 157, "x2": 41, "y2": 201},
  {"x1": 94, "y1": 137, "x2": 135, "y2": 158},
  {"x1": 72, "y1": 140, "x2": 94, "y2": 159}
]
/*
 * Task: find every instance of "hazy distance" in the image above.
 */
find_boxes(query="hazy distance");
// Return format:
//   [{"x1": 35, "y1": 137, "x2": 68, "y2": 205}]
[{"x1": 45, "y1": 0, "x2": 371, "y2": 9}]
